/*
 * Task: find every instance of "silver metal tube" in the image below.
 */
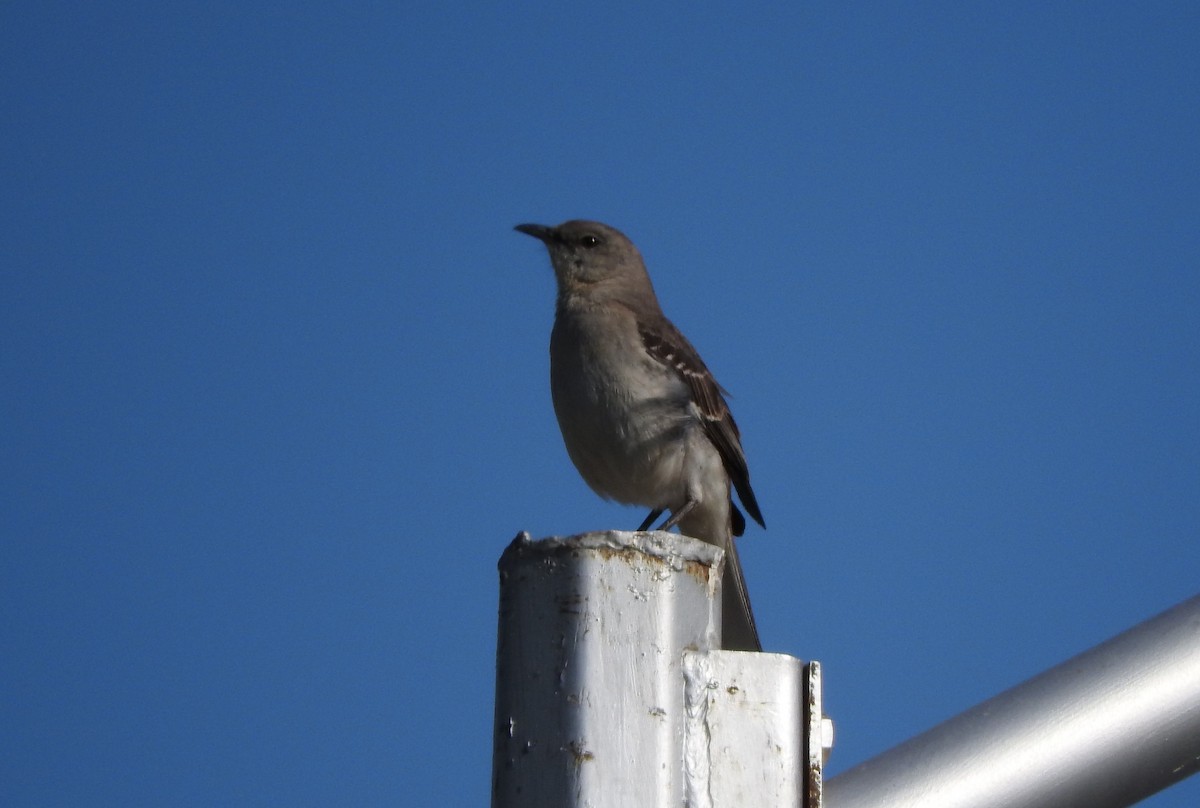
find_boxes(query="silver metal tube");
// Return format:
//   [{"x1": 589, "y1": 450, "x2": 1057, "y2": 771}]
[{"x1": 827, "y1": 594, "x2": 1200, "y2": 808}]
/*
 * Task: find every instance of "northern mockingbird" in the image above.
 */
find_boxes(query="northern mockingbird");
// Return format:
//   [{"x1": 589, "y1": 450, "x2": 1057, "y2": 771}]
[{"x1": 515, "y1": 219, "x2": 766, "y2": 651}]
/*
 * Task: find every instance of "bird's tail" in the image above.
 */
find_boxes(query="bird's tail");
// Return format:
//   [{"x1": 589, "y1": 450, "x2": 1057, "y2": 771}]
[{"x1": 720, "y1": 535, "x2": 761, "y2": 651}]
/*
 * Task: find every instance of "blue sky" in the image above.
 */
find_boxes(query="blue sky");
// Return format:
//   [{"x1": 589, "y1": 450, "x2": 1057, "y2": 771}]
[{"x1": 2, "y1": 2, "x2": 1197, "y2": 805}]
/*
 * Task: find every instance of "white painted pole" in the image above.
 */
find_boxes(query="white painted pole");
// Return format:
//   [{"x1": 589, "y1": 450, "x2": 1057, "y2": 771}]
[{"x1": 491, "y1": 531, "x2": 826, "y2": 808}]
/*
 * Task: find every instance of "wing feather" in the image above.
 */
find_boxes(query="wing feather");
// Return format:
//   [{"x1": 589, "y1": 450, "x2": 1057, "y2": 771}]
[{"x1": 638, "y1": 318, "x2": 765, "y2": 530}]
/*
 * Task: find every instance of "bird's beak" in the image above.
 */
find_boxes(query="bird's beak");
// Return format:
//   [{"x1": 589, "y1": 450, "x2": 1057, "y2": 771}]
[{"x1": 514, "y1": 223, "x2": 553, "y2": 242}]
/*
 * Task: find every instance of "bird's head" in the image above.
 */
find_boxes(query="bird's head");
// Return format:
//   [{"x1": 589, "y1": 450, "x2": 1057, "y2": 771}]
[{"x1": 514, "y1": 220, "x2": 653, "y2": 300}]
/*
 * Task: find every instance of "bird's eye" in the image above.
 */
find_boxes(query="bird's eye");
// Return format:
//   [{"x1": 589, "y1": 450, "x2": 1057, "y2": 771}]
[{"x1": 580, "y1": 235, "x2": 600, "y2": 248}]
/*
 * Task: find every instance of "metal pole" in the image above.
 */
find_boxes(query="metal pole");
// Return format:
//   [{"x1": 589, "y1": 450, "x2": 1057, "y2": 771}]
[
  {"x1": 491, "y1": 531, "x2": 828, "y2": 808},
  {"x1": 827, "y1": 594, "x2": 1200, "y2": 808},
  {"x1": 491, "y1": 531, "x2": 723, "y2": 808}
]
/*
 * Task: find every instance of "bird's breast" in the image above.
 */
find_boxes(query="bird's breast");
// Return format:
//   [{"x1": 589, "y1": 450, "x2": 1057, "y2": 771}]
[{"x1": 549, "y1": 309, "x2": 692, "y2": 507}]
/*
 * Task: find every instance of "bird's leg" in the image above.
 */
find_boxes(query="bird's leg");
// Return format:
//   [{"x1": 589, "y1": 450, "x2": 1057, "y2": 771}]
[
  {"x1": 656, "y1": 499, "x2": 697, "y2": 532},
  {"x1": 637, "y1": 509, "x2": 664, "y2": 531}
]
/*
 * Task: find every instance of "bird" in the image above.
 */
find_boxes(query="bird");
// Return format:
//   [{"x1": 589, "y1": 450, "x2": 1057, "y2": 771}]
[{"x1": 514, "y1": 219, "x2": 765, "y2": 651}]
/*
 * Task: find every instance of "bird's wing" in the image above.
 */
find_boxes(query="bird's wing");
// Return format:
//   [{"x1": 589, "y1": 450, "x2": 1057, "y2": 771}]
[{"x1": 638, "y1": 317, "x2": 765, "y2": 530}]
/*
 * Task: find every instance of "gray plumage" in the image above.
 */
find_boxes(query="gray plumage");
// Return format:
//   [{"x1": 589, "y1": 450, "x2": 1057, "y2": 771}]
[{"x1": 515, "y1": 219, "x2": 765, "y2": 651}]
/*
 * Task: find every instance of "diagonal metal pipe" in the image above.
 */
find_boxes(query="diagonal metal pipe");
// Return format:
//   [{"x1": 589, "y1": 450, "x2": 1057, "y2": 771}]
[{"x1": 827, "y1": 594, "x2": 1200, "y2": 808}]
